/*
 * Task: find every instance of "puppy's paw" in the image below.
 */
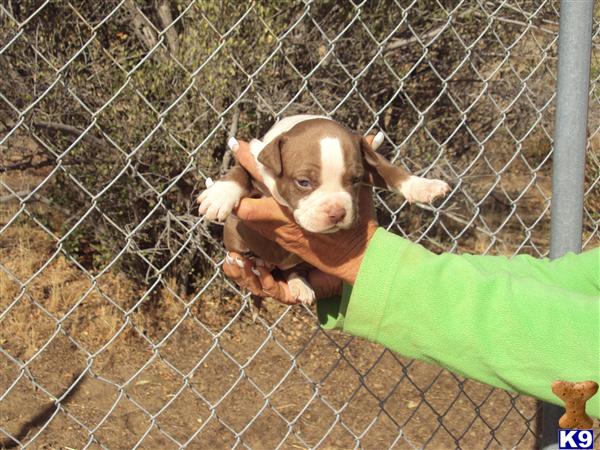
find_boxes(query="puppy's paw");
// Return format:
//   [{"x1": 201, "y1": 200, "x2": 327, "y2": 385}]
[
  {"x1": 400, "y1": 176, "x2": 450, "y2": 204},
  {"x1": 197, "y1": 180, "x2": 245, "y2": 221},
  {"x1": 287, "y1": 274, "x2": 316, "y2": 306}
]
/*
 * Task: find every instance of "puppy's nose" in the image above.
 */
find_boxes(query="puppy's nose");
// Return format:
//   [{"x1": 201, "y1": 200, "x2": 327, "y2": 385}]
[{"x1": 326, "y1": 205, "x2": 346, "y2": 224}]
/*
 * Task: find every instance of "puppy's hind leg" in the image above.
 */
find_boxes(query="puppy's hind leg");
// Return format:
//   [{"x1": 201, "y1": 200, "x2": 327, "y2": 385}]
[
  {"x1": 360, "y1": 134, "x2": 450, "y2": 204},
  {"x1": 397, "y1": 175, "x2": 451, "y2": 204},
  {"x1": 287, "y1": 272, "x2": 316, "y2": 306}
]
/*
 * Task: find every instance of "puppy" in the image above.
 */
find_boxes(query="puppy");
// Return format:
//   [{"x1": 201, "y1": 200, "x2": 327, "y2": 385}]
[{"x1": 198, "y1": 115, "x2": 450, "y2": 304}]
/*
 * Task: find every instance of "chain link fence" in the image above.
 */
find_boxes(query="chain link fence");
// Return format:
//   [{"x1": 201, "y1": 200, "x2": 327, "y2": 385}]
[{"x1": 1, "y1": 1, "x2": 598, "y2": 448}]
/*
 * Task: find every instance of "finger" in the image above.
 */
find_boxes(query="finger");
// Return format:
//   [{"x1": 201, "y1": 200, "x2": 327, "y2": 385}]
[
  {"x1": 227, "y1": 253, "x2": 262, "y2": 295},
  {"x1": 224, "y1": 265, "x2": 248, "y2": 291},
  {"x1": 241, "y1": 259, "x2": 263, "y2": 296},
  {"x1": 223, "y1": 252, "x2": 246, "y2": 280},
  {"x1": 225, "y1": 263, "x2": 261, "y2": 295},
  {"x1": 254, "y1": 266, "x2": 284, "y2": 298},
  {"x1": 231, "y1": 139, "x2": 265, "y2": 184},
  {"x1": 364, "y1": 131, "x2": 384, "y2": 150},
  {"x1": 223, "y1": 261, "x2": 239, "y2": 279},
  {"x1": 255, "y1": 266, "x2": 298, "y2": 305},
  {"x1": 222, "y1": 252, "x2": 245, "y2": 286},
  {"x1": 235, "y1": 197, "x2": 290, "y2": 223}
]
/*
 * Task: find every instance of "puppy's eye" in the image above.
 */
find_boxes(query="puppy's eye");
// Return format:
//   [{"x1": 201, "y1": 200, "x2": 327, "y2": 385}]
[
  {"x1": 352, "y1": 176, "x2": 363, "y2": 185},
  {"x1": 295, "y1": 178, "x2": 312, "y2": 189}
]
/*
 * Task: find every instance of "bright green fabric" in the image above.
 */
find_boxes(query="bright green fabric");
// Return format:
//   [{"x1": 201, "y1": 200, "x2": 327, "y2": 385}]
[{"x1": 317, "y1": 228, "x2": 600, "y2": 417}]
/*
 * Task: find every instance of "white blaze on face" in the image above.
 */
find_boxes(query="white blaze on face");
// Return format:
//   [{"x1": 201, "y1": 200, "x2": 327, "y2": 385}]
[{"x1": 294, "y1": 137, "x2": 355, "y2": 233}]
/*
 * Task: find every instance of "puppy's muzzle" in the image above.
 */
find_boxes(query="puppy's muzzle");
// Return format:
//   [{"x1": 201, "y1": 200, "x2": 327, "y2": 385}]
[{"x1": 324, "y1": 203, "x2": 347, "y2": 225}]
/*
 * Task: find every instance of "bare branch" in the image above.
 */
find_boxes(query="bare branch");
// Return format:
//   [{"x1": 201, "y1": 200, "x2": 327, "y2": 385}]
[
  {"x1": 220, "y1": 109, "x2": 240, "y2": 175},
  {"x1": 385, "y1": 26, "x2": 445, "y2": 52},
  {"x1": 32, "y1": 121, "x2": 112, "y2": 151},
  {"x1": 125, "y1": 0, "x2": 159, "y2": 51},
  {"x1": 156, "y1": 0, "x2": 179, "y2": 55},
  {"x1": 0, "y1": 190, "x2": 72, "y2": 216},
  {"x1": 0, "y1": 156, "x2": 54, "y2": 173}
]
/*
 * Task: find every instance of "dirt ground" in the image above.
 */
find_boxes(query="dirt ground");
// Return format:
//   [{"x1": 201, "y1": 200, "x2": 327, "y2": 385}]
[
  {"x1": 0, "y1": 252, "x2": 543, "y2": 450},
  {"x1": 0, "y1": 327, "x2": 545, "y2": 450}
]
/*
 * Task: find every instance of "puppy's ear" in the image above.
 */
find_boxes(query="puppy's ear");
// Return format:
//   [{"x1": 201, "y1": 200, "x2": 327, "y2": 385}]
[
  {"x1": 257, "y1": 136, "x2": 286, "y2": 176},
  {"x1": 359, "y1": 135, "x2": 411, "y2": 190}
]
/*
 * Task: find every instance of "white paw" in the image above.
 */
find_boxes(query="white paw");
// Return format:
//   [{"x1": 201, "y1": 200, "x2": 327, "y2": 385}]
[
  {"x1": 287, "y1": 274, "x2": 316, "y2": 306},
  {"x1": 197, "y1": 180, "x2": 245, "y2": 221},
  {"x1": 399, "y1": 176, "x2": 450, "y2": 204}
]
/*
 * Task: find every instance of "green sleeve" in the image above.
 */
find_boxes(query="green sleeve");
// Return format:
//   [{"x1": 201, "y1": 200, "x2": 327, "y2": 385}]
[{"x1": 317, "y1": 228, "x2": 600, "y2": 418}]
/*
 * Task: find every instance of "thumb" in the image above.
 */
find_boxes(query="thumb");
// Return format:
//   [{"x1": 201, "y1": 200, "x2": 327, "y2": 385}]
[
  {"x1": 230, "y1": 139, "x2": 264, "y2": 183},
  {"x1": 234, "y1": 197, "x2": 290, "y2": 223}
]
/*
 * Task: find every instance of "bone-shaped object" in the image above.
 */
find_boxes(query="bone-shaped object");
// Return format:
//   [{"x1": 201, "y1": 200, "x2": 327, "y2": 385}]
[{"x1": 551, "y1": 380, "x2": 599, "y2": 429}]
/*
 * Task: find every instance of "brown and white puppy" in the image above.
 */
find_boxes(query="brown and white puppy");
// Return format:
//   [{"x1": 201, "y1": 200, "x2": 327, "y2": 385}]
[{"x1": 198, "y1": 115, "x2": 450, "y2": 304}]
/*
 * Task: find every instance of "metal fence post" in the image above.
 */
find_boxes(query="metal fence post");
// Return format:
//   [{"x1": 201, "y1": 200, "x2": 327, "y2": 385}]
[{"x1": 541, "y1": 0, "x2": 595, "y2": 448}]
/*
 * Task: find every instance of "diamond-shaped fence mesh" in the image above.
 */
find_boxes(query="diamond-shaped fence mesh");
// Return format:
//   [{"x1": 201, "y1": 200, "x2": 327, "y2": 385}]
[{"x1": 0, "y1": 1, "x2": 598, "y2": 449}]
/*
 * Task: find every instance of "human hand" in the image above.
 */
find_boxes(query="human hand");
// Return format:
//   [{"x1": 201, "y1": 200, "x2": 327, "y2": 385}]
[
  {"x1": 222, "y1": 252, "x2": 342, "y2": 304},
  {"x1": 229, "y1": 137, "x2": 379, "y2": 285}
]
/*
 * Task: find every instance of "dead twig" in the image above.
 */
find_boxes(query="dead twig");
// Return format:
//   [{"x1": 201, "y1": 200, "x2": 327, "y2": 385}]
[
  {"x1": 220, "y1": 109, "x2": 240, "y2": 175},
  {"x1": 0, "y1": 152, "x2": 54, "y2": 173},
  {"x1": 385, "y1": 25, "x2": 445, "y2": 52},
  {"x1": 125, "y1": 0, "x2": 159, "y2": 52},
  {"x1": 0, "y1": 189, "x2": 73, "y2": 216},
  {"x1": 32, "y1": 121, "x2": 112, "y2": 152},
  {"x1": 156, "y1": 0, "x2": 179, "y2": 55},
  {"x1": 412, "y1": 201, "x2": 506, "y2": 244}
]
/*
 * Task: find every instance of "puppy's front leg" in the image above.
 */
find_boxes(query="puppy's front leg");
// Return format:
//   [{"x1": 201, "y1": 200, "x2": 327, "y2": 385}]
[{"x1": 198, "y1": 163, "x2": 251, "y2": 221}]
